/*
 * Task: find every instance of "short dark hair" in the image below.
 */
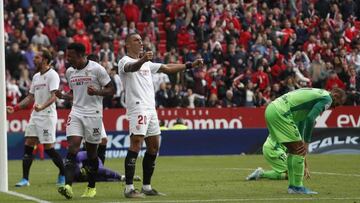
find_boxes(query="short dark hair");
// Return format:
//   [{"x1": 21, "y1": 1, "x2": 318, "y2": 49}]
[
  {"x1": 87, "y1": 53, "x2": 99, "y2": 62},
  {"x1": 40, "y1": 49, "x2": 52, "y2": 64},
  {"x1": 125, "y1": 32, "x2": 140, "y2": 43},
  {"x1": 67, "y1": 43, "x2": 86, "y2": 55}
]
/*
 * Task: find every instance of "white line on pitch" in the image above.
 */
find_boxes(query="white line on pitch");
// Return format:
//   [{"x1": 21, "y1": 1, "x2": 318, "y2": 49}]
[
  {"x1": 225, "y1": 168, "x2": 360, "y2": 177},
  {"x1": 106, "y1": 197, "x2": 360, "y2": 203},
  {"x1": 6, "y1": 190, "x2": 51, "y2": 203}
]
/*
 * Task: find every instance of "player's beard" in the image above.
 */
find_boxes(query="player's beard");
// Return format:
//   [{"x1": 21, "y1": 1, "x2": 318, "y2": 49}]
[{"x1": 35, "y1": 63, "x2": 42, "y2": 73}]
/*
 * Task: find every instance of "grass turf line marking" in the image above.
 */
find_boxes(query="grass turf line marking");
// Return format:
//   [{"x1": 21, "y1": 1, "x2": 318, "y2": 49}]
[
  {"x1": 225, "y1": 167, "x2": 360, "y2": 177},
  {"x1": 106, "y1": 197, "x2": 360, "y2": 203},
  {"x1": 6, "y1": 190, "x2": 51, "y2": 203}
]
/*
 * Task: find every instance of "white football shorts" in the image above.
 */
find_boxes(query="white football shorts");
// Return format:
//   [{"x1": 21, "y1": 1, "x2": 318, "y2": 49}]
[
  {"x1": 25, "y1": 116, "x2": 57, "y2": 144},
  {"x1": 66, "y1": 113, "x2": 103, "y2": 144},
  {"x1": 128, "y1": 109, "x2": 161, "y2": 137}
]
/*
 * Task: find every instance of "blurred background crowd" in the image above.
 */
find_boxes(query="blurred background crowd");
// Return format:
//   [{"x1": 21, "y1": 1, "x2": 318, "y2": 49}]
[{"x1": 4, "y1": 0, "x2": 360, "y2": 109}]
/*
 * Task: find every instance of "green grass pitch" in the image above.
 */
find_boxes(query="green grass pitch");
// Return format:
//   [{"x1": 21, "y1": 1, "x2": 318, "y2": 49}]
[{"x1": 0, "y1": 155, "x2": 359, "y2": 203}]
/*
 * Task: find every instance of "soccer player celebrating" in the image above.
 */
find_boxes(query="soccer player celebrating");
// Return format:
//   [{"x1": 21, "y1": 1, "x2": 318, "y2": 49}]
[
  {"x1": 7, "y1": 49, "x2": 65, "y2": 187},
  {"x1": 118, "y1": 33, "x2": 203, "y2": 198},
  {"x1": 257, "y1": 88, "x2": 346, "y2": 194},
  {"x1": 56, "y1": 43, "x2": 114, "y2": 199}
]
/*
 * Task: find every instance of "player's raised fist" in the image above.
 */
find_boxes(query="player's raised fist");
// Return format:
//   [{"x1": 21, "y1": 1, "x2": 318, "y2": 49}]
[
  {"x1": 141, "y1": 51, "x2": 153, "y2": 62},
  {"x1": 192, "y1": 58, "x2": 204, "y2": 68},
  {"x1": 87, "y1": 85, "x2": 98, "y2": 96}
]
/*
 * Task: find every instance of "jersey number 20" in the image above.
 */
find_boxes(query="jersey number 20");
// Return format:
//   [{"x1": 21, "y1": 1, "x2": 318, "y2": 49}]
[{"x1": 138, "y1": 115, "x2": 147, "y2": 125}]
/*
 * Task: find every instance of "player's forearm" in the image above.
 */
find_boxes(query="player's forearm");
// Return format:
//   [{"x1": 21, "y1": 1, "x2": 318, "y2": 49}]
[
  {"x1": 303, "y1": 118, "x2": 314, "y2": 143},
  {"x1": 160, "y1": 64, "x2": 187, "y2": 74},
  {"x1": 167, "y1": 64, "x2": 187, "y2": 73},
  {"x1": 60, "y1": 91, "x2": 74, "y2": 101},
  {"x1": 39, "y1": 94, "x2": 57, "y2": 110},
  {"x1": 17, "y1": 94, "x2": 34, "y2": 109},
  {"x1": 124, "y1": 59, "x2": 146, "y2": 72},
  {"x1": 97, "y1": 87, "x2": 115, "y2": 96},
  {"x1": 97, "y1": 83, "x2": 115, "y2": 97},
  {"x1": 304, "y1": 143, "x2": 309, "y2": 155}
]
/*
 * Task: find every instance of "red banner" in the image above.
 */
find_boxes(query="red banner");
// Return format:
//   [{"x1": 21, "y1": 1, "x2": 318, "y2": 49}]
[{"x1": 6, "y1": 106, "x2": 360, "y2": 132}]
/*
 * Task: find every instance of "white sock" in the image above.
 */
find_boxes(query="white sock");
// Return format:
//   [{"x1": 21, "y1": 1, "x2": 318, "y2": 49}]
[
  {"x1": 142, "y1": 185, "x2": 152, "y2": 191},
  {"x1": 125, "y1": 184, "x2": 134, "y2": 193}
]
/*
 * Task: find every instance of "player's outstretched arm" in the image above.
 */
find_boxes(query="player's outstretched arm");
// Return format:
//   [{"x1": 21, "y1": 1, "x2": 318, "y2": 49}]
[
  {"x1": 158, "y1": 58, "x2": 204, "y2": 74},
  {"x1": 6, "y1": 94, "x2": 35, "y2": 114},
  {"x1": 124, "y1": 51, "x2": 153, "y2": 72},
  {"x1": 34, "y1": 91, "x2": 58, "y2": 112}
]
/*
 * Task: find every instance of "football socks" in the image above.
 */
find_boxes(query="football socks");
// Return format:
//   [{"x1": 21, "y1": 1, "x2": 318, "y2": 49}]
[{"x1": 287, "y1": 154, "x2": 305, "y2": 187}]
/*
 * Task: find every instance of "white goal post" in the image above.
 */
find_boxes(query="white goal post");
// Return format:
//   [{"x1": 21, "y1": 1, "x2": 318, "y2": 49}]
[{"x1": 0, "y1": 0, "x2": 9, "y2": 192}]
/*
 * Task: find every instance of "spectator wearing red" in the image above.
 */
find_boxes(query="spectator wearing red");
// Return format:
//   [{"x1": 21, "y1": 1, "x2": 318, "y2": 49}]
[
  {"x1": 70, "y1": 11, "x2": 85, "y2": 31},
  {"x1": 303, "y1": 35, "x2": 321, "y2": 57},
  {"x1": 42, "y1": 18, "x2": 60, "y2": 44},
  {"x1": 238, "y1": 26, "x2": 252, "y2": 50},
  {"x1": 271, "y1": 54, "x2": 287, "y2": 83},
  {"x1": 72, "y1": 29, "x2": 92, "y2": 54},
  {"x1": 325, "y1": 71, "x2": 346, "y2": 90},
  {"x1": 4, "y1": 12, "x2": 13, "y2": 34},
  {"x1": 252, "y1": 65, "x2": 270, "y2": 91},
  {"x1": 280, "y1": 20, "x2": 295, "y2": 46},
  {"x1": 222, "y1": 8, "x2": 241, "y2": 31},
  {"x1": 123, "y1": 0, "x2": 140, "y2": 23},
  {"x1": 166, "y1": 0, "x2": 186, "y2": 20},
  {"x1": 205, "y1": 68, "x2": 218, "y2": 96},
  {"x1": 337, "y1": 37, "x2": 352, "y2": 53},
  {"x1": 177, "y1": 26, "x2": 191, "y2": 50},
  {"x1": 251, "y1": 7, "x2": 265, "y2": 25},
  {"x1": 144, "y1": 21, "x2": 158, "y2": 43},
  {"x1": 344, "y1": 21, "x2": 359, "y2": 43}
]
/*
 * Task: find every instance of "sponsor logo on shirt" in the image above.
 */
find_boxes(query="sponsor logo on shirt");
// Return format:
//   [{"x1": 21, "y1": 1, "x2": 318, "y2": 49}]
[
  {"x1": 70, "y1": 76, "x2": 92, "y2": 86},
  {"x1": 34, "y1": 83, "x2": 47, "y2": 90}
]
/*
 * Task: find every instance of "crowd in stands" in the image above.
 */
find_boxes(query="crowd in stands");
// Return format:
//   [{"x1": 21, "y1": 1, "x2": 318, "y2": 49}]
[{"x1": 5, "y1": 0, "x2": 360, "y2": 109}]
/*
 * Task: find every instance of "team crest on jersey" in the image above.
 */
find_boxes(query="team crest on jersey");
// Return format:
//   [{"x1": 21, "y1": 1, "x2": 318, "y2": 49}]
[
  {"x1": 85, "y1": 69, "x2": 91, "y2": 76},
  {"x1": 93, "y1": 128, "x2": 100, "y2": 136}
]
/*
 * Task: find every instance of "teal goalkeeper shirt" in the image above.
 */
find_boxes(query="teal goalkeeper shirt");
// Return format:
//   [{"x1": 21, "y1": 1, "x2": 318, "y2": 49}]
[{"x1": 271, "y1": 88, "x2": 332, "y2": 143}]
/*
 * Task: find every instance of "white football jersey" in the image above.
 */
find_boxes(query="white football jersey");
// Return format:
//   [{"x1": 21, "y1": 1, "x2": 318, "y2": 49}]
[
  {"x1": 30, "y1": 68, "x2": 59, "y2": 117},
  {"x1": 118, "y1": 55, "x2": 161, "y2": 114},
  {"x1": 66, "y1": 60, "x2": 111, "y2": 117}
]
